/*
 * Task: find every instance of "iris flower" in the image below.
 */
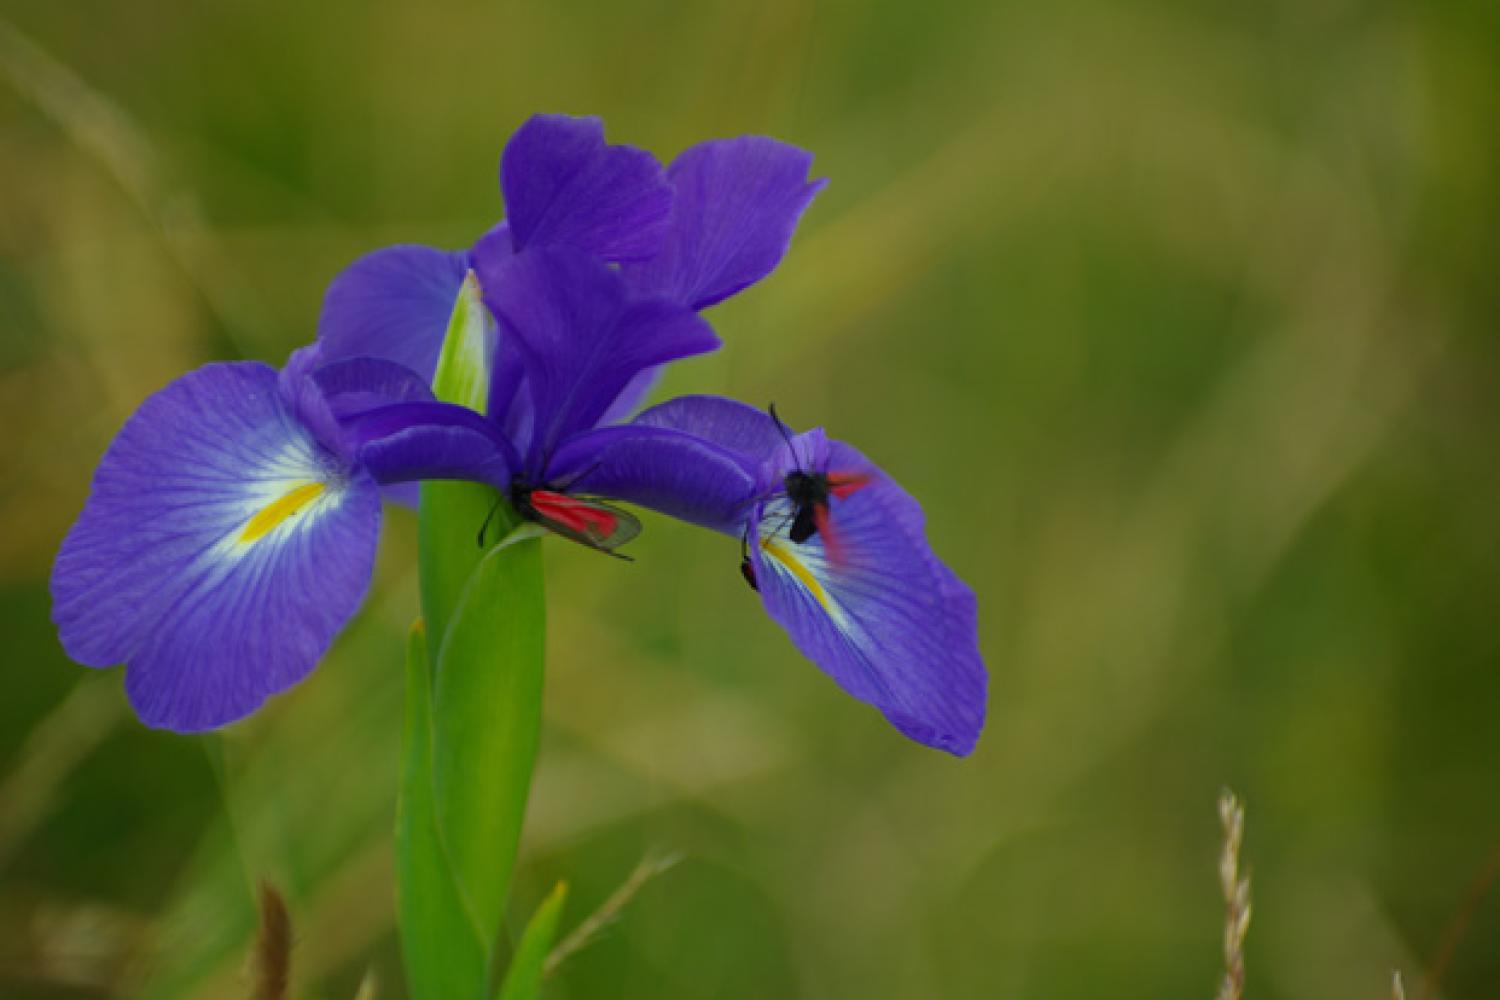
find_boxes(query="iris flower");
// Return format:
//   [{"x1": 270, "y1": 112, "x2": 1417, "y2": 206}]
[{"x1": 51, "y1": 114, "x2": 986, "y2": 754}]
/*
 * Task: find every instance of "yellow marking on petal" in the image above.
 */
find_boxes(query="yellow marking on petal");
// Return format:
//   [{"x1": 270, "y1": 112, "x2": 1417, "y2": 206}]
[
  {"x1": 760, "y1": 538, "x2": 832, "y2": 612},
  {"x1": 239, "y1": 482, "x2": 325, "y2": 543}
]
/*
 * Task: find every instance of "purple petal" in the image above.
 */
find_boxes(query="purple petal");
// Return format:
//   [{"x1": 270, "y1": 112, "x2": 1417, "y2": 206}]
[
  {"x1": 470, "y1": 220, "x2": 516, "y2": 269},
  {"x1": 634, "y1": 394, "x2": 788, "y2": 464},
  {"x1": 286, "y1": 350, "x2": 442, "y2": 508},
  {"x1": 339, "y1": 401, "x2": 517, "y2": 488},
  {"x1": 318, "y1": 244, "x2": 471, "y2": 382},
  {"x1": 382, "y1": 482, "x2": 422, "y2": 508},
  {"x1": 595, "y1": 365, "x2": 663, "y2": 427},
  {"x1": 313, "y1": 356, "x2": 436, "y2": 419},
  {"x1": 486, "y1": 347, "x2": 527, "y2": 437},
  {"x1": 479, "y1": 248, "x2": 719, "y2": 470},
  {"x1": 748, "y1": 439, "x2": 986, "y2": 755},
  {"x1": 50, "y1": 363, "x2": 381, "y2": 732},
  {"x1": 501, "y1": 114, "x2": 672, "y2": 261},
  {"x1": 547, "y1": 423, "x2": 761, "y2": 533},
  {"x1": 623, "y1": 137, "x2": 826, "y2": 310},
  {"x1": 277, "y1": 344, "x2": 345, "y2": 456}
]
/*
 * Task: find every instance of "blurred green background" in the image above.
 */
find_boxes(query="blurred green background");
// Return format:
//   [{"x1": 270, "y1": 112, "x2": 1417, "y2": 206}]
[{"x1": 2, "y1": 0, "x2": 1499, "y2": 997}]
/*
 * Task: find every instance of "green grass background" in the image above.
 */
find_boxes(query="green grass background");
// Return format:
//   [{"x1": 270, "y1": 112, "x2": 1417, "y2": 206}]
[{"x1": 2, "y1": 0, "x2": 1499, "y2": 997}]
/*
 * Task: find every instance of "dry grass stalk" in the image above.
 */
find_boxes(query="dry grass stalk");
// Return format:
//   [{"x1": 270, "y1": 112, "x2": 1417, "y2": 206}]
[
  {"x1": 1420, "y1": 837, "x2": 1500, "y2": 1000},
  {"x1": 1215, "y1": 788, "x2": 1251, "y2": 1000},
  {"x1": 1392, "y1": 970, "x2": 1407, "y2": 1000},
  {"x1": 545, "y1": 853, "x2": 681, "y2": 977},
  {"x1": 249, "y1": 881, "x2": 292, "y2": 1000}
]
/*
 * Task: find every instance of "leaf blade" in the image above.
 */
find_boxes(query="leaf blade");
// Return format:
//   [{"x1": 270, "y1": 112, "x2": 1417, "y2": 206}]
[
  {"x1": 431, "y1": 536, "x2": 547, "y2": 968},
  {"x1": 495, "y1": 882, "x2": 568, "y2": 1000},
  {"x1": 396, "y1": 620, "x2": 488, "y2": 1000}
]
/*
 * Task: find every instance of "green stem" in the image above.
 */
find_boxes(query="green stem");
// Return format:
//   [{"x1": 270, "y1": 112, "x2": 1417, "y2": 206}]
[{"x1": 396, "y1": 272, "x2": 549, "y2": 999}]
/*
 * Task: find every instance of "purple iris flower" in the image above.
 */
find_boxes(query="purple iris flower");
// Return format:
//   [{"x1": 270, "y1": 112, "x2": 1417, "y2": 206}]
[
  {"x1": 51, "y1": 112, "x2": 986, "y2": 754},
  {"x1": 49, "y1": 114, "x2": 827, "y2": 733}
]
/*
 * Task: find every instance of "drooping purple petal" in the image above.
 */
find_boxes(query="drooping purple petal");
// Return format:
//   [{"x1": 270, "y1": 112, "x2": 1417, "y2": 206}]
[
  {"x1": 339, "y1": 401, "x2": 517, "y2": 488},
  {"x1": 501, "y1": 114, "x2": 672, "y2": 261},
  {"x1": 547, "y1": 423, "x2": 761, "y2": 533},
  {"x1": 479, "y1": 248, "x2": 719, "y2": 471},
  {"x1": 315, "y1": 352, "x2": 440, "y2": 509},
  {"x1": 633, "y1": 394, "x2": 789, "y2": 465},
  {"x1": 318, "y1": 244, "x2": 471, "y2": 381},
  {"x1": 50, "y1": 363, "x2": 382, "y2": 732},
  {"x1": 748, "y1": 438, "x2": 986, "y2": 755},
  {"x1": 623, "y1": 137, "x2": 826, "y2": 310}
]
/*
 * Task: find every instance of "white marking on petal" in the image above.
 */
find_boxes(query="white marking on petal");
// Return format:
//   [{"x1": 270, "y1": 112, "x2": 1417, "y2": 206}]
[
  {"x1": 756, "y1": 496, "x2": 852, "y2": 631},
  {"x1": 208, "y1": 435, "x2": 346, "y2": 562}
]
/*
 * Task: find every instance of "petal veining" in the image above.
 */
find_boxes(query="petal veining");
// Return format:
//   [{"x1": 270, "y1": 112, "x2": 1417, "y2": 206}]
[
  {"x1": 748, "y1": 442, "x2": 986, "y2": 755},
  {"x1": 50, "y1": 363, "x2": 381, "y2": 732}
]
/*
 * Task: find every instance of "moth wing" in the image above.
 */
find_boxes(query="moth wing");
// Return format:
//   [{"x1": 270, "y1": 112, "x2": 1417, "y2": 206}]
[
  {"x1": 812, "y1": 502, "x2": 852, "y2": 569},
  {"x1": 826, "y1": 470, "x2": 873, "y2": 499},
  {"x1": 528, "y1": 490, "x2": 641, "y2": 556}
]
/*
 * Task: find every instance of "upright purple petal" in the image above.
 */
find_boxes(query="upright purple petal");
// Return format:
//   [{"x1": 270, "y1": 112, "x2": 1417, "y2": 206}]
[
  {"x1": 547, "y1": 423, "x2": 761, "y2": 533},
  {"x1": 501, "y1": 114, "x2": 672, "y2": 261},
  {"x1": 486, "y1": 346, "x2": 527, "y2": 436},
  {"x1": 748, "y1": 438, "x2": 986, "y2": 755},
  {"x1": 479, "y1": 248, "x2": 719, "y2": 471},
  {"x1": 623, "y1": 137, "x2": 826, "y2": 310},
  {"x1": 50, "y1": 364, "x2": 381, "y2": 732},
  {"x1": 318, "y1": 244, "x2": 470, "y2": 381},
  {"x1": 594, "y1": 365, "x2": 663, "y2": 427},
  {"x1": 470, "y1": 220, "x2": 516, "y2": 270}
]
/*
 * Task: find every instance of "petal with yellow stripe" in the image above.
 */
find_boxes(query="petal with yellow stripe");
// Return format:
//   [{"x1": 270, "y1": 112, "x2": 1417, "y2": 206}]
[
  {"x1": 52, "y1": 362, "x2": 382, "y2": 732},
  {"x1": 748, "y1": 440, "x2": 986, "y2": 756}
]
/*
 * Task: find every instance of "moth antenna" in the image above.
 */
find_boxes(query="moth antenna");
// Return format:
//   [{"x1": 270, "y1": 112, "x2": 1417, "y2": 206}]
[{"x1": 767, "y1": 402, "x2": 804, "y2": 471}]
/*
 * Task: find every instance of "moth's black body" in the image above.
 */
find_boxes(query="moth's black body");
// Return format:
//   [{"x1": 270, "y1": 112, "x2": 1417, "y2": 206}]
[
  {"x1": 739, "y1": 404, "x2": 867, "y2": 592},
  {"x1": 782, "y1": 469, "x2": 833, "y2": 545}
]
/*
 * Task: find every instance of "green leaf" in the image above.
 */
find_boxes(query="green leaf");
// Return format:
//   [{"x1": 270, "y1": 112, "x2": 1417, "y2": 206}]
[
  {"x1": 402, "y1": 266, "x2": 547, "y2": 997},
  {"x1": 396, "y1": 620, "x2": 488, "y2": 1000},
  {"x1": 431, "y1": 536, "x2": 546, "y2": 962},
  {"x1": 419, "y1": 478, "x2": 508, "y2": 663},
  {"x1": 419, "y1": 270, "x2": 508, "y2": 663},
  {"x1": 494, "y1": 882, "x2": 568, "y2": 1000}
]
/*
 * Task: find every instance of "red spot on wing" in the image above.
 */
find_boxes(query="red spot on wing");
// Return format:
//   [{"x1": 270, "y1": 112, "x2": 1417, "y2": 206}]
[
  {"x1": 827, "y1": 471, "x2": 872, "y2": 499},
  {"x1": 812, "y1": 503, "x2": 851, "y2": 569},
  {"x1": 530, "y1": 490, "x2": 619, "y2": 540}
]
